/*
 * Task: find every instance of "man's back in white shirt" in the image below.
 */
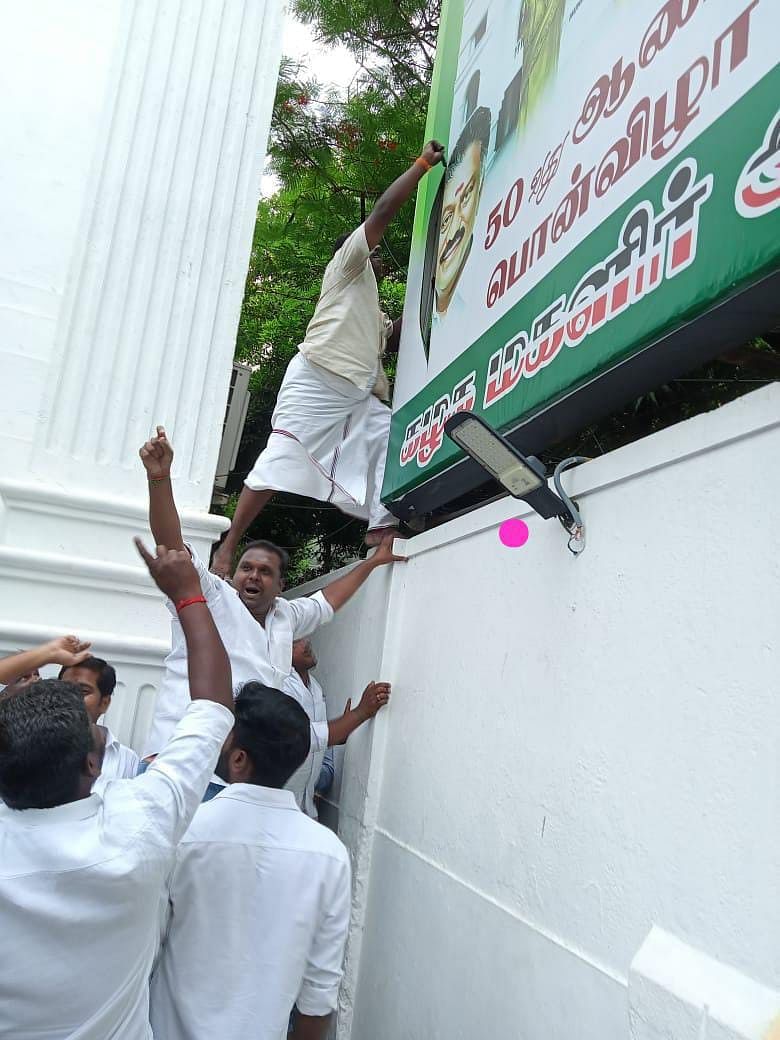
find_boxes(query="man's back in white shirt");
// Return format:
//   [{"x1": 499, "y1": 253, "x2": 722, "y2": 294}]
[
  {"x1": 151, "y1": 783, "x2": 351, "y2": 1040},
  {"x1": 0, "y1": 699, "x2": 233, "y2": 1040}
]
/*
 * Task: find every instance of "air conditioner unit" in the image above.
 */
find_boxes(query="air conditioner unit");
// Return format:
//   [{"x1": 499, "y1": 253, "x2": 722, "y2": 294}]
[{"x1": 214, "y1": 362, "x2": 252, "y2": 493}]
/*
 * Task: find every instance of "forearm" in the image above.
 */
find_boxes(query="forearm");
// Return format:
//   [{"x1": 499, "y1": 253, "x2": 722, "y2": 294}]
[
  {"x1": 290, "y1": 1012, "x2": 331, "y2": 1040},
  {"x1": 365, "y1": 163, "x2": 427, "y2": 248},
  {"x1": 179, "y1": 604, "x2": 233, "y2": 713},
  {"x1": 326, "y1": 707, "x2": 368, "y2": 747},
  {"x1": 148, "y1": 477, "x2": 185, "y2": 550},
  {"x1": 0, "y1": 646, "x2": 48, "y2": 685},
  {"x1": 321, "y1": 558, "x2": 378, "y2": 612}
]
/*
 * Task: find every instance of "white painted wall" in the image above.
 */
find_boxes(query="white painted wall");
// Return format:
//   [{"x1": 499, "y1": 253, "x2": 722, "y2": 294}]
[
  {"x1": 0, "y1": 0, "x2": 284, "y2": 749},
  {"x1": 298, "y1": 385, "x2": 780, "y2": 1040}
]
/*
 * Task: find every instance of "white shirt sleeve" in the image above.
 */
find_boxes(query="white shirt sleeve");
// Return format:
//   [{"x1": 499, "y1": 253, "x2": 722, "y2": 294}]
[
  {"x1": 331, "y1": 224, "x2": 371, "y2": 278},
  {"x1": 310, "y1": 720, "x2": 329, "y2": 754},
  {"x1": 119, "y1": 743, "x2": 141, "y2": 779},
  {"x1": 288, "y1": 590, "x2": 335, "y2": 639},
  {"x1": 295, "y1": 851, "x2": 352, "y2": 1016},
  {"x1": 128, "y1": 700, "x2": 234, "y2": 848}
]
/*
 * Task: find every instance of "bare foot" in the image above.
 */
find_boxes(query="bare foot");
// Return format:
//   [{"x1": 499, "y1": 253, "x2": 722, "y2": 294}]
[
  {"x1": 364, "y1": 526, "x2": 399, "y2": 548},
  {"x1": 210, "y1": 544, "x2": 234, "y2": 578}
]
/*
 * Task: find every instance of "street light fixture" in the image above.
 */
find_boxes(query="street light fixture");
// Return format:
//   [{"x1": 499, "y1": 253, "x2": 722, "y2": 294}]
[{"x1": 445, "y1": 411, "x2": 587, "y2": 553}]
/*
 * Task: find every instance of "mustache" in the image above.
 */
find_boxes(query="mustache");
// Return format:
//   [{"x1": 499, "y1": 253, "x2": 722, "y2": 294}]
[{"x1": 439, "y1": 225, "x2": 465, "y2": 263}]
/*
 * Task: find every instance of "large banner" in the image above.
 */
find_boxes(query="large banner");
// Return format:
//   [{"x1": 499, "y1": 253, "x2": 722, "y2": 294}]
[{"x1": 383, "y1": 0, "x2": 780, "y2": 505}]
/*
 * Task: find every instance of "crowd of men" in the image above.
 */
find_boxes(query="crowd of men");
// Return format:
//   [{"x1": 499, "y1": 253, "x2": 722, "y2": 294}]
[{"x1": 0, "y1": 141, "x2": 445, "y2": 1039}]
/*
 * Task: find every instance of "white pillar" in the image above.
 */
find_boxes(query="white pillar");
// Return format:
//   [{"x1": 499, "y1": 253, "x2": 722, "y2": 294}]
[{"x1": 0, "y1": 0, "x2": 283, "y2": 748}]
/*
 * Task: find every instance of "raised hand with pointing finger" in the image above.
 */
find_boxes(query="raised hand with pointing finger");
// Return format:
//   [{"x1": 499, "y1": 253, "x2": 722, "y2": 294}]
[
  {"x1": 139, "y1": 426, "x2": 186, "y2": 552},
  {"x1": 139, "y1": 425, "x2": 174, "y2": 481}
]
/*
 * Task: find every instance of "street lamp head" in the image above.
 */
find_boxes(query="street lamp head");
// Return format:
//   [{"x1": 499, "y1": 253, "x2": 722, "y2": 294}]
[
  {"x1": 445, "y1": 412, "x2": 545, "y2": 498},
  {"x1": 445, "y1": 412, "x2": 588, "y2": 555}
]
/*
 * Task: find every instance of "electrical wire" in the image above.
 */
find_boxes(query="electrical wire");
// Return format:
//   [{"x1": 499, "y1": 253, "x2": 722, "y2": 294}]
[{"x1": 552, "y1": 457, "x2": 589, "y2": 556}]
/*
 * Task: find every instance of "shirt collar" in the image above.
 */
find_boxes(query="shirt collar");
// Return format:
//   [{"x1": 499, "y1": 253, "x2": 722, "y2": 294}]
[
  {"x1": 101, "y1": 725, "x2": 119, "y2": 751},
  {"x1": 1, "y1": 793, "x2": 102, "y2": 827},
  {"x1": 214, "y1": 783, "x2": 300, "y2": 811}
]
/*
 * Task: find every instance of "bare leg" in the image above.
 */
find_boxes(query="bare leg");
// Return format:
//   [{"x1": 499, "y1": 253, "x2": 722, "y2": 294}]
[
  {"x1": 363, "y1": 398, "x2": 398, "y2": 547},
  {"x1": 211, "y1": 487, "x2": 275, "y2": 577}
]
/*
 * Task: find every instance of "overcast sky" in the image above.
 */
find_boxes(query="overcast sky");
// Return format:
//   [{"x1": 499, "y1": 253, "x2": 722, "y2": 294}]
[{"x1": 261, "y1": 15, "x2": 358, "y2": 196}]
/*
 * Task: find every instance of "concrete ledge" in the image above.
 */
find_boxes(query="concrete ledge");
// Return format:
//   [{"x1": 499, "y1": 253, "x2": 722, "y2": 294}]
[
  {"x1": 629, "y1": 927, "x2": 780, "y2": 1040},
  {"x1": 0, "y1": 478, "x2": 227, "y2": 533},
  {"x1": 0, "y1": 545, "x2": 157, "y2": 590},
  {"x1": 0, "y1": 619, "x2": 169, "y2": 661}
]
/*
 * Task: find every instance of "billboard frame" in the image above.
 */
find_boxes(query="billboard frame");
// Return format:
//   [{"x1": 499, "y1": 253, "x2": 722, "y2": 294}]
[{"x1": 388, "y1": 265, "x2": 780, "y2": 521}]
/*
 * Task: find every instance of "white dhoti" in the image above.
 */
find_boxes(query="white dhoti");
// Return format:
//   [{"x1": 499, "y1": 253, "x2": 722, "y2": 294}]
[{"x1": 245, "y1": 353, "x2": 398, "y2": 530}]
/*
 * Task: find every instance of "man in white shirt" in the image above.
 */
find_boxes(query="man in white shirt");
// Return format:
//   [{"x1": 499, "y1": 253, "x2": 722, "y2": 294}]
[
  {"x1": 210, "y1": 139, "x2": 445, "y2": 576},
  {"x1": 140, "y1": 427, "x2": 404, "y2": 759},
  {"x1": 285, "y1": 637, "x2": 390, "y2": 818},
  {"x1": 151, "y1": 682, "x2": 352, "y2": 1040},
  {"x1": 0, "y1": 539, "x2": 235, "y2": 1040},
  {"x1": 59, "y1": 655, "x2": 140, "y2": 782}
]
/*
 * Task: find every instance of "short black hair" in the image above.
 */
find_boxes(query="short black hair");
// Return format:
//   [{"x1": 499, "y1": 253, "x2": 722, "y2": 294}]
[
  {"x1": 0, "y1": 680, "x2": 93, "y2": 810},
  {"x1": 232, "y1": 683, "x2": 310, "y2": 788},
  {"x1": 332, "y1": 232, "x2": 351, "y2": 256},
  {"x1": 238, "y1": 539, "x2": 289, "y2": 579},
  {"x1": 58, "y1": 656, "x2": 116, "y2": 699},
  {"x1": 446, "y1": 106, "x2": 492, "y2": 182}
]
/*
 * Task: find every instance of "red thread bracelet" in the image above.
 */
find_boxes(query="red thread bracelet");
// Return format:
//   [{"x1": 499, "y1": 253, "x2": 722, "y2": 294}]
[
  {"x1": 415, "y1": 156, "x2": 432, "y2": 172},
  {"x1": 175, "y1": 596, "x2": 207, "y2": 613}
]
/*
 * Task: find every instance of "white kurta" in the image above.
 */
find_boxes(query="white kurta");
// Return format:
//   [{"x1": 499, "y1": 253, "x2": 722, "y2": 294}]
[
  {"x1": 283, "y1": 670, "x2": 329, "y2": 819},
  {"x1": 0, "y1": 700, "x2": 234, "y2": 1040},
  {"x1": 150, "y1": 784, "x2": 351, "y2": 1040},
  {"x1": 144, "y1": 548, "x2": 334, "y2": 758},
  {"x1": 245, "y1": 354, "x2": 397, "y2": 530},
  {"x1": 93, "y1": 726, "x2": 140, "y2": 794}
]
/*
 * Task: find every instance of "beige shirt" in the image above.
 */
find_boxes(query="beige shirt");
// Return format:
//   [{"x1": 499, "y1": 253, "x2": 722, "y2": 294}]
[{"x1": 299, "y1": 224, "x2": 392, "y2": 399}]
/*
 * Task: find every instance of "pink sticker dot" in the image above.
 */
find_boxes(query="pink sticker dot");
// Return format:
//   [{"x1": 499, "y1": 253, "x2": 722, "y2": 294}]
[{"x1": 498, "y1": 518, "x2": 530, "y2": 548}]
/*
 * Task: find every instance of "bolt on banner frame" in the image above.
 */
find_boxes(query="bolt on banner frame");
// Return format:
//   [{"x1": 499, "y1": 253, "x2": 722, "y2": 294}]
[{"x1": 382, "y1": 0, "x2": 780, "y2": 520}]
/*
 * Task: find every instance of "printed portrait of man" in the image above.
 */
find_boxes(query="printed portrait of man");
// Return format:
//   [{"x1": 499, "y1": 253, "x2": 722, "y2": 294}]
[{"x1": 433, "y1": 106, "x2": 492, "y2": 324}]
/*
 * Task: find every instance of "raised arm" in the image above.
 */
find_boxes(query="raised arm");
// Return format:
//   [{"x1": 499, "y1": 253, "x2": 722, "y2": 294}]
[
  {"x1": 139, "y1": 426, "x2": 185, "y2": 551},
  {"x1": 0, "y1": 636, "x2": 91, "y2": 686},
  {"x1": 134, "y1": 539, "x2": 232, "y2": 714},
  {"x1": 321, "y1": 539, "x2": 407, "y2": 614},
  {"x1": 363, "y1": 140, "x2": 445, "y2": 250}
]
